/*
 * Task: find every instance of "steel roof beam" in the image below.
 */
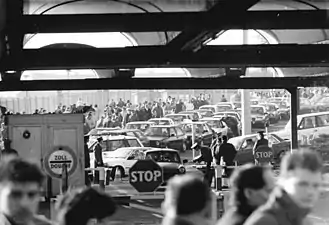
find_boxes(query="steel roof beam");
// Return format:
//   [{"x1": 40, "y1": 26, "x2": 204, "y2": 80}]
[
  {"x1": 2, "y1": 44, "x2": 329, "y2": 70},
  {"x1": 166, "y1": 0, "x2": 260, "y2": 51},
  {"x1": 0, "y1": 76, "x2": 328, "y2": 91}
]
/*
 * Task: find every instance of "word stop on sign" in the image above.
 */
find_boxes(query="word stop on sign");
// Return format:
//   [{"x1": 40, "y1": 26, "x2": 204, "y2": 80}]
[
  {"x1": 255, "y1": 151, "x2": 273, "y2": 158},
  {"x1": 131, "y1": 171, "x2": 162, "y2": 182}
]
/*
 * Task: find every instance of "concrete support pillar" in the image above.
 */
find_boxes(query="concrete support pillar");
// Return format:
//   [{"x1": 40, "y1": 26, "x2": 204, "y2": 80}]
[{"x1": 241, "y1": 30, "x2": 252, "y2": 136}]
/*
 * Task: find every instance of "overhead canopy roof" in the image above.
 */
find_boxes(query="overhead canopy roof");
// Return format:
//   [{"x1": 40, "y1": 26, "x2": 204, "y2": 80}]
[{"x1": 1, "y1": 0, "x2": 329, "y2": 87}]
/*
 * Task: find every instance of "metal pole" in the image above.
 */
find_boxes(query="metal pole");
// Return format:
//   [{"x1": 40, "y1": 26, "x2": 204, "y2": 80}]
[
  {"x1": 192, "y1": 123, "x2": 195, "y2": 159},
  {"x1": 61, "y1": 163, "x2": 68, "y2": 194},
  {"x1": 289, "y1": 87, "x2": 299, "y2": 151},
  {"x1": 99, "y1": 167, "x2": 105, "y2": 191}
]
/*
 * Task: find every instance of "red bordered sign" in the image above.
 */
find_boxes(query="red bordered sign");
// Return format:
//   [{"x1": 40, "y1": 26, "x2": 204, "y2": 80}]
[{"x1": 43, "y1": 146, "x2": 78, "y2": 179}]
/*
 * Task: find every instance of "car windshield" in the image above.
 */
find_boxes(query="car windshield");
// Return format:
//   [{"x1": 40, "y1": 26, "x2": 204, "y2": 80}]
[
  {"x1": 149, "y1": 119, "x2": 171, "y2": 125},
  {"x1": 165, "y1": 115, "x2": 186, "y2": 122},
  {"x1": 107, "y1": 148, "x2": 133, "y2": 158},
  {"x1": 233, "y1": 102, "x2": 241, "y2": 108},
  {"x1": 199, "y1": 110, "x2": 213, "y2": 117},
  {"x1": 126, "y1": 123, "x2": 151, "y2": 131},
  {"x1": 103, "y1": 139, "x2": 141, "y2": 152},
  {"x1": 182, "y1": 124, "x2": 204, "y2": 134},
  {"x1": 146, "y1": 151, "x2": 180, "y2": 163},
  {"x1": 145, "y1": 127, "x2": 170, "y2": 137},
  {"x1": 200, "y1": 106, "x2": 215, "y2": 112},
  {"x1": 251, "y1": 107, "x2": 264, "y2": 114},
  {"x1": 217, "y1": 105, "x2": 232, "y2": 111}
]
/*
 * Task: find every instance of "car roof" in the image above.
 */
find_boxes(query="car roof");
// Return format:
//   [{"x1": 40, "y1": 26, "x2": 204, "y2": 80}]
[
  {"x1": 181, "y1": 121, "x2": 207, "y2": 125},
  {"x1": 105, "y1": 129, "x2": 140, "y2": 133},
  {"x1": 200, "y1": 117, "x2": 222, "y2": 121},
  {"x1": 102, "y1": 135, "x2": 138, "y2": 140},
  {"x1": 127, "y1": 121, "x2": 155, "y2": 124},
  {"x1": 150, "y1": 118, "x2": 172, "y2": 120},
  {"x1": 166, "y1": 114, "x2": 189, "y2": 116},
  {"x1": 145, "y1": 148, "x2": 179, "y2": 153},
  {"x1": 116, "y1": 147, "x2": 151, "y2": 151},
  {"x1": 200, "y1": 105, "x2": 216, "y2": 108},
  {"x1": 297, "y1": 111, "x2": 329, "y2": 118},
  {"x1": 149, "y1": 125, "x2": 179, "y2": 128}
]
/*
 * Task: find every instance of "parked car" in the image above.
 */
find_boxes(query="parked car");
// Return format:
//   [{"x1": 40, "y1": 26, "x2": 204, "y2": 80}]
[
  {"x1": 178, "y1": 111, "x2": 202, "y2": 121},
  {"x1": 199, "y1": 117, "x2": 231, "y2": 137},
  {"x1": 145, "y1": 148, "x2": 187, "y2": 184},
  {"x1": 101, "y1": 129, "x2": 150, "y2": 147},
  {"x1": 125, "y1": 121, "x2": 156, "y2": 132},
  {"x1": 144, "y1": 125, "x2": 188, "y2": 152},
  {"x1": 259, "y1": 103, "x2": 280, "y2": 124},
  {"x1": 250, "y1": 105, "x2": 270, "y2": 128},
  {"x1": 180, "y1": 121, "x2": 214, "y2": 148},
  {"x1": 228, "y1": 133, "x2": 290, "y2": 165}
]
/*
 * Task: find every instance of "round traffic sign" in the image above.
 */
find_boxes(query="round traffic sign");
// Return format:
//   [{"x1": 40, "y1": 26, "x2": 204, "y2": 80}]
[
  {"x1": 254, "y1": 146, "x2": 273, "y2": 163},
  {"x1": 44, "y1": 146, "x2": 78, "y2": 179},
  {"x1": 129, "y1": 160, "x2": 163, "y2": 193}
]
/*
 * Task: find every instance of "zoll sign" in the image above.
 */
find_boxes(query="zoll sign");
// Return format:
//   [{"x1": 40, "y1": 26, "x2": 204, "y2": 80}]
[
  {"x1": 44, "y1": 146, "x2": 78, "y2": 179},
  {"x1": 129, "y1": 160, "x2": 163, "y2": 192},
  {"x1": 254, "y1": 146, "x2": 273, "y2": 164}
]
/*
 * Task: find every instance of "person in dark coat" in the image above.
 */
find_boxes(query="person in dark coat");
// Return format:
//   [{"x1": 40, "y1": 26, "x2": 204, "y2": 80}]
[
  {"x1": 192, "y1": 142, "x2": 213, "y2": 187},
  {"x1": 215, "y1": 135, "x2": 237, "y2": 178},
  {"x1": 93, "y1": 137, "x2": 103, "y2": 184},
  {"x1": 217, "y1": 164, "x2": 275, "y2": 225},
  {"x1": 162, "y1": 174, "x2": 213, "y2": 225},
  {"x1": 253, "y1": 131, "x2": 269, "y2": 152},
  {"x1": 244, "y1": 149, "x2": 323, "y2": 225}
]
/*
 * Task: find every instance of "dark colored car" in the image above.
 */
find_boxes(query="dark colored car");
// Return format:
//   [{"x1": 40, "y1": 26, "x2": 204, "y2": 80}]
[
  {"x1": 144, "y1": 125, "x2": 188, "y2": 152},
  {"x1": 259, "y1": 103, "x2": 280, "y2": 124},
  {"x1": 250, "y1": 105, "x2": 270, "y2": 128},
  {"x1": 101, "y1": 129, "x2": 150, "y2": 147},
  {"x1": 180, "y1": 121, "x2": 214, "y2": 148},
  {"x1": 145, "y1": 148, "x2": 186, "y2": 184}
]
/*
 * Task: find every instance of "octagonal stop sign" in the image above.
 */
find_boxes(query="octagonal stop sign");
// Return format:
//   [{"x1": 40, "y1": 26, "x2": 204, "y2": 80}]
[
  {"x1": 129, "y1": 160, "x2": 163, "y2": 192},
  {"x1": 254, "y1": 146, "x2": 273, "y2": 164}
]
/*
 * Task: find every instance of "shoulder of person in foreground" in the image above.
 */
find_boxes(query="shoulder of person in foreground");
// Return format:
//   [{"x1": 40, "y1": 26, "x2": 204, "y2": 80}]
[
  {"x1": 33, "y1": 215, "x2": 53, "y2": 225},
  {"x1": 243, "y1": 210, "x2": 278, "y2": 225}
]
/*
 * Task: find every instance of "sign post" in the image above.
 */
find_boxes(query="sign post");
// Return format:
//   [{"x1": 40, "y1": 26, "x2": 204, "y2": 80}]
[
  {"x1": 254, "y1": 146, "x2": 273, "y2": 166},
  {"x1": 129, "y1": 160, "x2": 163, "y2": 193},
  {"x1": 44, "y1": 146, "x2": 78, "y2": 179}
]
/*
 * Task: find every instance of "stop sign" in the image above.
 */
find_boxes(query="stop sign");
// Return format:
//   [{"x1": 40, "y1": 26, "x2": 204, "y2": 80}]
[
  {"x1": 129, "y1": 160, "x2": 164, "y2": 192},
  {"x1": 254, "y1": 146, "x2": 273, "y2": 164}
]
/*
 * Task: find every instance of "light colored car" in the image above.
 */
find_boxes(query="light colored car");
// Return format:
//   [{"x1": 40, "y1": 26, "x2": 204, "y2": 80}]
[
  {"x1": 148, "y1": 118, "x2": 175, "y2": 126},
  {"x1": 89, "y1": 135, "x2": 144, "y2": 168},
  {"x1": 125, "y1": 121, "x2": 156, "y2": 132}
]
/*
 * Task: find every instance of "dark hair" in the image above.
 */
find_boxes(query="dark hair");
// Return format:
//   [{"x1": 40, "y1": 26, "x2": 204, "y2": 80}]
[
  {"x1": 230, "y1": 164, "x2": 269, "y2": 211},
  {"x1": 0, "y1": 158, "x2": 45, "y2": 186},
  {"x1": 222, "y1": 135, "x2": 228, "y2": 142},
  {"x1": 280, "y1": 149, "x2": 323, "y2": 176},
  {"x1": 166, "y1": 174, "x2": 211, "y2": 216}
]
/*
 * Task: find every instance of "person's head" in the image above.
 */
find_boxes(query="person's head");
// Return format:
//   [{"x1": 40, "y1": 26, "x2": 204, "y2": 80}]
[
  {"x1": 97, "y1": 137, "x2": 103, "y2": 143},
  {"x1": 0, "y1": 158, "x2": 45, "y2": 224},
  {"x1": 162, "y1": 174, "x2": 211, "y2": 218},
  {"x1": 257, "y1": 131, "x2": 265, "y2": 139},
  {"x1": 222, "y1": 135, "x2": 228, "y2": 143},
  {"x1": 230, "y1": 164, "x2": 275, "y2": 211},
  {"x1": 56, "y1": 188, "x2": 116, "y2": 225},
  {"x1": 278, "y1": 149, "x2": 323, "y2": 209}
]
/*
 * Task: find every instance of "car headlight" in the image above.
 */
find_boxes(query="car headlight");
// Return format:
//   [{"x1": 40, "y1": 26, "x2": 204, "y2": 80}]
[{"x1": 178, "y1": 166, "x2": 186, "y2": 174}]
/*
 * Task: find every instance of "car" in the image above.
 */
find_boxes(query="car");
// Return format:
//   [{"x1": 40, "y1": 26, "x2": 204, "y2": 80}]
[
  {"x1": 215, "y1": 102, "x2": 236, "y2": 111},
  {"x1": 199, "y1": 105, "x2": 223, "y2": 113},
  {"x1": 88, "y1": 135, "x2": 144, "y2": 153},
  {"x1": 145, "y1": 148, "x2": 187, "y2": 184},
  {"x1": 259, "y1": 103, "x2": 281, "y2": 124},
  {"x1": 164, "y1": 113, "x2": 193, "y2": 124},
  {"x1": 100, "y1": 129, "x2": 150, "y2": 147},
  {"x1": 99, "y1": 147, "x2": 151, "y2": 177},
  {"x1": 250, "y1": 105, "x2": 270, "y2": 128},
  {"x1": 148, "y1": 118, "x2": 175, "y2": 125},
  {"x1": 228, "y1": 133, "x2": 290, "y2": 165},
  {"x1": 144, "y1": 125, "x2": 188, "y2": 152},
  {"x1": 87, "y1": 127, "x2": 121, "y2": 145},
  {"x1": 178, "y1": 111, "x2": 202, "y2": 121},
  {"x1": 213, "y1": 115, "x2": 241, "y2": 137},
  {"x1": 125, "y1": 121, "x2": 156, "y2": 132},
  {"x1": 199, "y1": 117, "x2": 231, "y2": 137},
  {"x1": 214, "y1": 111, "x2": 241, "y2": 122},
  {"x1": 180, "y1": 121, "x2": 214, "y2": 148},
  {"x1": 195, "y1": 109, "x2": 214, "y2": 118}
]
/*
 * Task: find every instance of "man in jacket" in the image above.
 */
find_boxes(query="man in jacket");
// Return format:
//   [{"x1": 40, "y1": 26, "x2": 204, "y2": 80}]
[
  {"x1": 253, "y1": 131, "x2": 269, "y2": 152},
  {"x1": 244, "y1": 149, "x2": 323, "y2": 225},
  {"x1": 0, "y1": 158, "x2": 52, "y2": 225},
  {"x1": 215, "y1": 135, "x2": 237, "y2": 180},
  {"x1": 162, "y1": 174, "x2": 213, "y2": 225},
  {"x1": 192, "y1": 142, "x2": 213, "y2": 187},
  {"x1": 217, "y1": 164, "x2": 275, "y2": 225}
]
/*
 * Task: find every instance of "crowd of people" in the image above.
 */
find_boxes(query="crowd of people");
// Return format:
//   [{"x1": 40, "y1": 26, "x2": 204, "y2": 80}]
[{"x1": 0, "y1": 146, "x2": 323, "y2": 225}]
